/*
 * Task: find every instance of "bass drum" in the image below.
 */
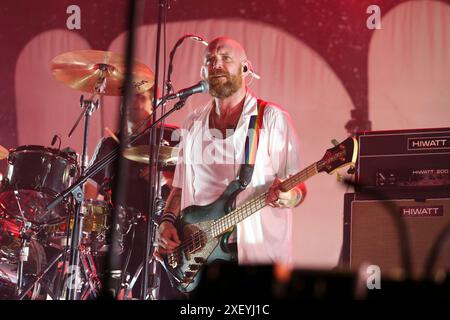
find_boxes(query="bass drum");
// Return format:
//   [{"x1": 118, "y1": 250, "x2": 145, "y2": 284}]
[
  {"x1": 0, "y1": 145, "x2": 78, "y2": 225},
  {"x1": 0, "y1": 238, "x2": 47, "y2": 300}
]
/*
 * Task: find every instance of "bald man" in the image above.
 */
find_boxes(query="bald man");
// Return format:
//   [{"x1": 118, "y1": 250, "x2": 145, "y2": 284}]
[{"x1": 157, "y1": 37, "x2": 306, "y2": 269}]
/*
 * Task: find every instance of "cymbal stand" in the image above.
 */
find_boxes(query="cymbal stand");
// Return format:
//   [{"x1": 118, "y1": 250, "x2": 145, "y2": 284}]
[{"x1": 65, "y1": 73, "x2": 104, "y2": 300}]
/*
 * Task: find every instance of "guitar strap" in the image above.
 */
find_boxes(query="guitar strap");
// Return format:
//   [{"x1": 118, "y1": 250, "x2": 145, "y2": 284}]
[
  {"x1": 221, "y1": 99, "x2": 268, "y2": 258},
  {"x1": 237, "y1": 98, "x2": 268, "y2": 189}
]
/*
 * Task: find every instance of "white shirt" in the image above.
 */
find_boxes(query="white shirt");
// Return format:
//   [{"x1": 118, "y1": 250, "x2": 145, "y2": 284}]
[{"x1": 172, "y1": 90, "x2": 302, "y2": 265}]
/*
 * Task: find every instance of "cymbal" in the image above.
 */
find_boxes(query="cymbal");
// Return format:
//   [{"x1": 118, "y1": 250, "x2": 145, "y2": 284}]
[
  {"x1": 51, "y1": 50, "x2": 154, "y2": 96},
  {"x1": 122, "y1": 145, "x2": 178, "y2": 166},
  {"x1": 0, "y1": 145, "x2": 9, "y2": 160}
]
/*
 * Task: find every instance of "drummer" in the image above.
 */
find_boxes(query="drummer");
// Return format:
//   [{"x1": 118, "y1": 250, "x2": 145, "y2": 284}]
[{"x1": 85, "y1": 89, "x2": 178, "y2": 202}]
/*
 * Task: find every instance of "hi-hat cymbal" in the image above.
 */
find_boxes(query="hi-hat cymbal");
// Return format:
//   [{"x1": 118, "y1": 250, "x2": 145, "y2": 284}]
[
  {"x1": 51, "y1": 50, "x2": 154, "y2": 96},
  {"x1": 0, "y1": 145, "x2": 9, "y2": 160},
  {"x1": 122, "y1": 145, "x2": 178, "y2": 166}
]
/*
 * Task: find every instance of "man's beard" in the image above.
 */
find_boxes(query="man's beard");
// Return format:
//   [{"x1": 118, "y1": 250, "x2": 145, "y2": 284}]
[{"x1": 207, "y1": 69, "x2": 242, "y2": 98}]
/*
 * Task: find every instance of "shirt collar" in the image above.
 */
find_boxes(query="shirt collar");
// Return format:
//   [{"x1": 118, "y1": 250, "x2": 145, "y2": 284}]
[
  {"x1": 206, "y1": 88, "x2": 258, "y2": 117},
  {"x1": 242, "y1": 89, "x2": 258, "y2": 117},
  {"x1": 203, "y1": 88, "x2": 258, "y2": 131}
]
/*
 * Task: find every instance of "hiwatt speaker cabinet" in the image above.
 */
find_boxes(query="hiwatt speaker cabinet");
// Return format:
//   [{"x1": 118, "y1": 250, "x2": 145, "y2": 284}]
[{"x1": 342, "y1": 190, "x2": 450, "y2": 277}]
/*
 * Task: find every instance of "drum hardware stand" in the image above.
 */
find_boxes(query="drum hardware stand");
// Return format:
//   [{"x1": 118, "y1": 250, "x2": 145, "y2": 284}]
[
  {"x1": 104, "y1": 206, "x2": 145, "y2": 299},
  {"x1": 68, "y1": 95, "x2": 100, "y2": 139},
  {"x1": 13, "y1": 188, "x2": 31, "y2": 296},
  {"x1": 13, "y1": 190, "x2": 26, "y2": 222},
  {"x1": 146, "y1": 190, "x2": 167, "y2": 299},
  {"x1": 111, "y1": 224, "x2": 136, "y2": 299},
  {"x1": 119, "y1": 175, "x2": 166, "y2": 300},
  {"x1": 49, "y1": 209, "x2": 74, "y2": 300},
  {"x1": 122, "y1": 218, "x2": 161, "y2": 300},
  {"x1": 17, "y1": 249, "x2": 66, "y2": 300},
  {"x1": 78, "y1": 245, "x2": 102, "y2": 299},
  {"x1": 109, "y1": 269, "x2": 126, "y2": 298},
  {"x1": 15, "y1": 221, "x2": 31, "y2": 297}
]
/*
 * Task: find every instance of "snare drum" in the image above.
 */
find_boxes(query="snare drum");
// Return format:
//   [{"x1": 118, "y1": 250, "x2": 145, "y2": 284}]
[
  {"x1": 46, "y1": 199, "x2": 112, "y2": 248},
  {"x1": 80, "y1": 199, "x2": 111, "y2": 235},
  {"x1": 0, "y1": 145, "x2": 78, "y2": 225}
]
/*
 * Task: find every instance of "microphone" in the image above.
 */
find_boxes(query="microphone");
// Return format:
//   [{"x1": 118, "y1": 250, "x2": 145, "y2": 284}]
[
  {"x1": 51, "y1": 135, "x2": 58, "y2": 146},
  {"x1": 187, "y1": 35, "x2": 209, "y2": 46},
  {"x1": 51, "y1": 134, "x2": 61, "y2": 149},
  {"x1": 164, "y1": 80, "x2": 209, "y2": 101}
]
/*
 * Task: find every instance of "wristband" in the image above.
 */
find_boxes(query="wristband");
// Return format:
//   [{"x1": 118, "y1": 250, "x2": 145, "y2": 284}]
[{"x1": 160, "y1": 212, "x2": 178, "y2": 225}]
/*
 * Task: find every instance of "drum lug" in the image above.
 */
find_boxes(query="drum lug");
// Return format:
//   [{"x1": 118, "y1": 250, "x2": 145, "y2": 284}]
[
  {"x1": 8, "y1": 155, "x2": 15, "y2": 165},
  {"x1": 69, "y1": 165, "x2": 78, "y2": 177}
]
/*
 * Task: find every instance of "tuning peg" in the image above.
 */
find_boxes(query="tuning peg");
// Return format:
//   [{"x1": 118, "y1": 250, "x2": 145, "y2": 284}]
[{"x1": 331, "y1": 139, "x2": 339, "y2": 146}]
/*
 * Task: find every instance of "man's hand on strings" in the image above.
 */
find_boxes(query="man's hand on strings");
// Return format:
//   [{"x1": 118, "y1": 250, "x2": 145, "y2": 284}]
[
  {"x1": 265, "y1": 177, "x2": 304, "y2": 209},
  {"x1": 154, "y1": 221, "x2": 181, "y2": 261}
]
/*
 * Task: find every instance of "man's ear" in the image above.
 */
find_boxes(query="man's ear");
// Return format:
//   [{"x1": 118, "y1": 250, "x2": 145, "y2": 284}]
[
  {"x1": 241, "y1": 60, "x2": 250, "y2": 77},
  {"x1": 200, "y1": 65, "x2": 208, "y2": 80}
]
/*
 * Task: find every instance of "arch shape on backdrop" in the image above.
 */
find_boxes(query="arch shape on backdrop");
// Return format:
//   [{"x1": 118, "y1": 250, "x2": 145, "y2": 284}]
[
  {"x1": 369, "y1": 0, "x2": 450, "y2": 130},
  {"x1": 15, "y1": 29, "x2": 101, "y2": 156},
  {"x1": 107, "y1": 19, "x2": 354, "y2": 268}
]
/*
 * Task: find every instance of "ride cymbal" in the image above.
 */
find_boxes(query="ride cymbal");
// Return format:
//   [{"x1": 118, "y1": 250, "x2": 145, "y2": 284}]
[
  {"x1": 122, "y1": 145, "x2": 178, "y2": 166},
  {"x1": 51, "y1": 50, "x2": 154, "y2": 96}
]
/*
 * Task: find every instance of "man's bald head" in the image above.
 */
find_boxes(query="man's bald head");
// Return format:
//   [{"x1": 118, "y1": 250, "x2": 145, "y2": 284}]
[{"x1": 205, "y1": 37, "x2": 247, "y2": 62}]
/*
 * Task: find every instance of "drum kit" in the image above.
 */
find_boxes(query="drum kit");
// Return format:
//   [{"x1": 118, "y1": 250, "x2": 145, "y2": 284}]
[{"x1": 0, "y1": 50, "x2": 178, "y2": 300}]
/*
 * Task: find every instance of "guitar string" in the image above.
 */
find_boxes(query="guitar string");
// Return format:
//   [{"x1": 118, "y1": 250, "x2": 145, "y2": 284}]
[{"x1": 170, "y1": 193, "x2": 267, "y2": 257}]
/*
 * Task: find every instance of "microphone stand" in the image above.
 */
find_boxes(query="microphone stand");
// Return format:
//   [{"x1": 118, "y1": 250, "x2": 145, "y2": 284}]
[{"x1": 166, "y1": 34, "x2": 208, "y2": 95}]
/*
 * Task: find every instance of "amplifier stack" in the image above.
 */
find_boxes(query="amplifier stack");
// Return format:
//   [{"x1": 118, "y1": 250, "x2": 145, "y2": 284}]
[{"x1": 343, "y1": 127, "x2": 450, "y2": 277}]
